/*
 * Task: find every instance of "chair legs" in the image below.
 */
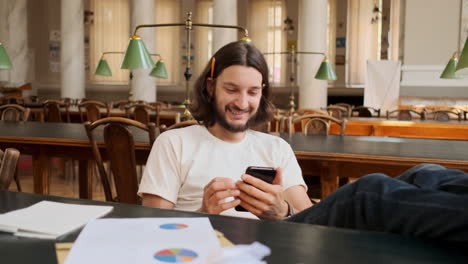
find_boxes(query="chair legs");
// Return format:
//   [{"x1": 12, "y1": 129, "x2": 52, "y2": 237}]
[{"x1": 14, "y1": 169, "x2": 22, "y2": 192}]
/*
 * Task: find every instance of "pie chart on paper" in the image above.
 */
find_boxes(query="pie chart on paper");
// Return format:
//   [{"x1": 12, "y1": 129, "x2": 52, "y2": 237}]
[
  {"x1": 159, "y1": 223, "x2": 189, "y2": 230},
  {"x1": 153, "y1": 248, "x2": 198, "y2": 263}
]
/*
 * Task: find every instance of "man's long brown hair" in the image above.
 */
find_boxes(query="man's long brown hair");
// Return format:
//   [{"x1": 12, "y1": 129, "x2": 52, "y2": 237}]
[{"x1": 190, "y1": 41, "x2": 274, "y2": 127}]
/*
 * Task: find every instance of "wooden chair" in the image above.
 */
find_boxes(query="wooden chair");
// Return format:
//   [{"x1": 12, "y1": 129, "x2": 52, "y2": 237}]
[
  {"x1": 43, "y1": 100, "x2": 70, "y2": 122},
  {"x1": 351, "y1": 106, "x2": 381, "y2": 117},
  {"x1": 84, "y1": 117, "x2": 157, "y2": 204},
  {"x1": 125, "y1": 103, "x2": 162, "y2": 126},
  {"x1": 0, "y1": 148, "x2": 20, "y2": 191},
  {"x1": 110, "y1": 100, "x2": 132, "y2": 110},
  {"x1": 78, "y1": 100, "x2": 110, "y2": 123},
  {"x1": 160, "y1": 120, "x2": 199, "y2": 133},
  {"x1": 430, "y1": 110, "x2": 462, "y2": 122},
  {"x1": 321, "y1": 106, "x2": 349, "y2": 119},
  {"x1": 293, "y1": 108, "x2": 329, "y2": 116},
  {"x1": 386, "y1": 109, "x2": 425, "y2": 120},
  {"x1": 0, "y1": 104, "x2": 30, "y2": 121},
  {"x1": 334, "y1": 103, "x2": 353, "y2": 113},
  {"x1": 290, "y1": 114, "x2": 347, "y2": 135}
]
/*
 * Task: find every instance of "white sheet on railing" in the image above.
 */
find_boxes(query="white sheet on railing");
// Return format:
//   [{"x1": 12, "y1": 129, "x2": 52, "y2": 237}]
[{"x1": 364, "y1": 60, "x2": 401, "y2": 113}]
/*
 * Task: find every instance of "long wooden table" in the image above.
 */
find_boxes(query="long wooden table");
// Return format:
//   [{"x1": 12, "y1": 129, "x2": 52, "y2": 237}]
[
  {"x1": 2, "y1": 191, "x2": 466, "y2": 264},
  {"x1": 0, "y1": 121, "x2": 151, "y2": 199},
  {"x1": 329, "y1": 117, "x2": 468, "y2": 140},
  {"x1": 2, "y1": 121, "x2": 468, "y2": 199},
  {"x1": 278, "y1": 132, "x2": 468, "y2": 196}
]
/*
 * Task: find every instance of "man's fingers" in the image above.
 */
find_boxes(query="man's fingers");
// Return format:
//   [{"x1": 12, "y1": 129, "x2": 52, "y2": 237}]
[
  {"x1": 218, "y1": 198, "x2": 241, "y2": 211},
  {"x1": 241, "y1": 174, "x2": 274, "y2": 192},
  {"x1": 207, "y1": 189, "x2": 240, "y2": 205},
  {"x1": 238, "y1": 200, "x2": 262, "y2": 216},
  {"x1": 204, "y1": 177, "x2": 236, "y2": 198},
  {"x1": 238, "y1": 190, "x2": 271, "y2": 212},
  {"x1": 236, "y1": 180, "x2": 276, "y2": 205}
]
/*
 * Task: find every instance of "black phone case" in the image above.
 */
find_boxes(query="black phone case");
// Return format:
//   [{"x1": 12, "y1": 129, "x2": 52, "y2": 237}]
[{"x1": 235, "y1": 166, "x2": 277, "y2": 211}]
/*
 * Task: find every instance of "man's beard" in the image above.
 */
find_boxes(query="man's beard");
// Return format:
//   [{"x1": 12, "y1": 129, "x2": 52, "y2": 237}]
[{"x1": 214, "y1": 104, "x2": 257, "y2": 133}]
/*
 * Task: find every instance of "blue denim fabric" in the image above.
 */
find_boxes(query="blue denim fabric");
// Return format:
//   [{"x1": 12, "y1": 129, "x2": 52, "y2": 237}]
[{"x1": 287, "y1": 164, "x2": 468, "y2": 244}]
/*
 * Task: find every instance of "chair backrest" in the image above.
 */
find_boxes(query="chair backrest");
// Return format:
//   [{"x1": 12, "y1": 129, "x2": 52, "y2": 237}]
[
  {"x1": 0, "y1": 104, "x2": 30, "y2": 121},
  {"x1": 322, "y1": 106, "x2": 349, "y2": 119},
  {"x1": 43, "y1": 100, "x2": 70, "y2": 122},
  {"x1": 78, "y1": 100, "x2": 109, "y2": 123},
  {"x1": 291, "y1": 114, "x2": 347, "y2": 135},
  {"x1": 432, "y1": 110, "x2": 462, "y2": 122},
  {"x1": 110, "y1": 100, "x2": 131, "y2": 110},
  {"x1": 386, "y1": 109, "x2": 425, "y2": 121},
  {"x1": 0, "y1": 148, "x2": 20, "y2": 190},
  {"x1": 351, "y1": 106, "x2": 381, "y2": 117},
  {"x1": 125, "y1": 103, "x2": 161, "y2": 126},
  {"x1": 334, "y1": 103, "x2": 353, "y2": 112},
  {"x1": 160, "y1": 120, "x2": 199, "y2": 133},
  {"x1": 293, "y1": 108, "x2": 329, "y2": 116},
  {"x1": 84, "y1": 117, "x2": 156, "y2": 204}
]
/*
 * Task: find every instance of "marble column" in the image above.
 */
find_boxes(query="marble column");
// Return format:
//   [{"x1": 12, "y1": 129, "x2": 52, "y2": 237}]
[
  {"x1": 212, "y1": 0, "x2": 238, "y2": 52},
  {"x1": 298, "y1": 0, "x2": 328, "y2": 109},
  {"x1": 130, "y1": 0, "x2": 156, "y2": 102},
  {"x1": 61, "y1": 0, "x2": 85, "y2": 99},
  {"x1": 0, "y1": 0, "x2": 32, "y2": 95}
]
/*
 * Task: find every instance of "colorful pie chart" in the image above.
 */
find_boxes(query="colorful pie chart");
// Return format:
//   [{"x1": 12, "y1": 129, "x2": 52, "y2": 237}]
[
  {"x1": 153, "y1": 248, "x2": 198, "y2": 263},
  {"x1": 159, "y1": 223, "x2": 188, "y2": 230}
]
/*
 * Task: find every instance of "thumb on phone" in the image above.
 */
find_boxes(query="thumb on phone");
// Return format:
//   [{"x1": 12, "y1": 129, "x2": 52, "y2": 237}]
[{"x1": 272, "y1": 167, "x2": 283, "y2": 185}]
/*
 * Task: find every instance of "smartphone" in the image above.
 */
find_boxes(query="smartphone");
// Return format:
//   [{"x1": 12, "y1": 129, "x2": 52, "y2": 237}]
[{"x1": 235, "y1": 166, "x2": 277, "y2": 211}]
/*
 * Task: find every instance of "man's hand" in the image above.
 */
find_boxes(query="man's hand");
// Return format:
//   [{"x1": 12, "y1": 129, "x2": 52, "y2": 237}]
[
  {"x1": 236, "y1": 168, "x2": 289, "y2": 219},
  {"x1": 200, "y1": 177, "x2": 241, "y2": 214}
]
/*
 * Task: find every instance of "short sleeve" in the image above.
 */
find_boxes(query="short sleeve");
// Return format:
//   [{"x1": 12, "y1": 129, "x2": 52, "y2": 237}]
[
  {"x1": 279, "y1": 140, "x2": 307, "y2": 192},
  {"x1": 138, "y1": 133, "x2": 181, "y2": 204}
]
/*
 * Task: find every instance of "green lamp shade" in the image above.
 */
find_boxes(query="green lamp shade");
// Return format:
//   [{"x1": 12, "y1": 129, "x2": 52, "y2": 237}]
[
  {"x1": 95, "y1": 59, "x2": 112, "y2": 76},
  {"x1": 456, "y1": 36, "x2": 468, "y2": 72},
  {"x1": 150, "y1": 60, "x2": 168, "y2": 79},
  {"x1": 315, "y1": 59, "x2": 337, "y2": 80},
  {"x1": 440, "y1": 56, "x2": 461, "y2": 79},
  {"x1": 121, "y1": 36, "x2": 154, "y2": 70},
  {"x1": 0, "y1": 43, "x2": 12, "y2": 69}
]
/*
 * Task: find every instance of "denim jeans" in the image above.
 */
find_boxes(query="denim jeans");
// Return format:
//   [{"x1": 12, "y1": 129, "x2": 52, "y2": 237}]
[{"x1": 287, "y1": 164, "x2": 468, "y2": 244}]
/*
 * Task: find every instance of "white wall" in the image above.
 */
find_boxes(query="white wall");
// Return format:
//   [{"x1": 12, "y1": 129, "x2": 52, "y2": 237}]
[{"x1": 401, "y1": 0, "x2": 468, "y2": 98}]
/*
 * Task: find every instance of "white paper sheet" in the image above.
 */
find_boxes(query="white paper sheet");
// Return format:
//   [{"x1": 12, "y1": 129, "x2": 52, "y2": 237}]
[
  {"x1": 365, "y1": 60, "x2": 401, "y2": 113},
  {"x1": 65, "y1": 218, "x2": 221, "y2": 264},
  {"x1": 0, "y1": 201, "x2": 113, "y2": 239}
]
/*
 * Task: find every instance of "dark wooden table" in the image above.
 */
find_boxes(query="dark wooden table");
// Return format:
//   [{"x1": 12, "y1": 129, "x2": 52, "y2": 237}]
[
  {"x1": 0, "y1": 191, "x2": 466, "y2": 264},
  {"x1": 0, "y1": 121, "x2": 151, "y2": 199},
  {"x1": 2, "y1": 121, "x2": 468, "y2": 199},
  {"x1": 278, "y1": 132, "x2": 468, "y2": 196}
]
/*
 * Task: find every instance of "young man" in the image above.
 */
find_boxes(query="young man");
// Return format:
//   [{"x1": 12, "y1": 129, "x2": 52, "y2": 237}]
[{"x1": 139, "y1": 41, "x2": 312, "y2": 219}]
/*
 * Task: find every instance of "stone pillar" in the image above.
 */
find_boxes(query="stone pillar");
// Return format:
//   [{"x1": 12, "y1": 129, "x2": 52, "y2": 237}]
[
  {"x1": 212, "y1": 0, "x2": 238, "y2": 52},
  {"x1": 0, "y1": 0, "x2": 32, "y2": 93},
  {"x1": 61, "y1": 0, "x2": 85, "y2": 99},
  {"x1": 298, "y1": 0, "x2": 328, "y2": 109},
  {"x1": 130, "y1": 0, "x2": 156, "y2": 101}
]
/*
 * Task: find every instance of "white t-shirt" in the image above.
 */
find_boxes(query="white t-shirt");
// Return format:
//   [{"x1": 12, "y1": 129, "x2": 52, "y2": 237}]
[{"x1": 138, "y1": 125, "x2": 306, "y2": 218}]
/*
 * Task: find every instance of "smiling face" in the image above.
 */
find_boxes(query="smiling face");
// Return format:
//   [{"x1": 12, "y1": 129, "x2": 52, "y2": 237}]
[{"x1": 208, "y1": 65, "x2": 263, "y2": 133}]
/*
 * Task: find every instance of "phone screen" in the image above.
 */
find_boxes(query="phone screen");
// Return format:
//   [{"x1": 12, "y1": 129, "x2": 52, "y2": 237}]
[{"x1": 235, "y1": 166, "x2": 277, "y2": 211}]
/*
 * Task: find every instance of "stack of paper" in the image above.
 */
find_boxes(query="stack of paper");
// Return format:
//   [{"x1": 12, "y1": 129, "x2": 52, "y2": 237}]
[
  {"x1": 65, "y1": 218, "x2": 221, "y2": 264},
  {"x1": 0, "y1": 201, "x2": 113, "y2": 239}
]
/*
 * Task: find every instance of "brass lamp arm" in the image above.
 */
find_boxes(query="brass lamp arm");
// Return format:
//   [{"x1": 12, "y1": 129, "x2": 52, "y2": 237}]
[
  {"x1": 263, "y1": 51, "x2": 325, "y2": 56},
  {"x1": 133, "y1": 23, "x2": 249, "y2": 38},
  {"x1": 133, "y1": 23, "x2": 185, "y2": 36}
]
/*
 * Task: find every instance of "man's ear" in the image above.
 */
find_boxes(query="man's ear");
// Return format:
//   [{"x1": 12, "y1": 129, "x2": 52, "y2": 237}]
[{"x1": 206, "y1": 77, "x2": 215, "y2": 96}]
